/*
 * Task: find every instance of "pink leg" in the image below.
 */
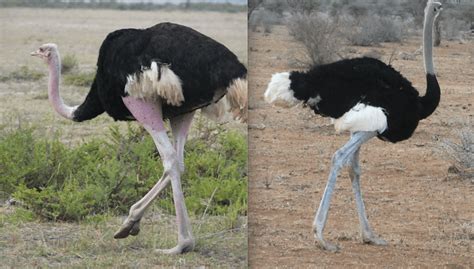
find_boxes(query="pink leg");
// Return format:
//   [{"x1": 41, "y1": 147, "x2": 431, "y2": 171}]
[
  {"x1": 170, "y1": 112, "x2": 195, "y2": 173},
  {"x1": 114, "y1": 96, "x2": 194, "y2": 254}
]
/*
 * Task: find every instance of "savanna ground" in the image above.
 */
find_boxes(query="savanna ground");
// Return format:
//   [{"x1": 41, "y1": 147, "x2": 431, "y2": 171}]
[
  {"x1": 0, "y1": 8, "x2": 247, "y2": 268},
  {"x1": 248, "y1": 26, "x2": 473, "y2": 267}
]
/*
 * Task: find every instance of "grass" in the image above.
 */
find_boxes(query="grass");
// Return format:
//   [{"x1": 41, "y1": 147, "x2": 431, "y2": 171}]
[
  {"x1": 0, "y1": 60, "x2": 92, "y2": 87},
  {"x1": 60, "y1": 54, "x2": 94, "y2": 87},
  {"x1": 0, "y1": 66, "x2": 44, "y2": 82},
  {"x1": 0, "y1": 207, "x2": 247, "y2": 267},
  {"x1": 63, "y1": 72, "x2": 95, "y2": 87},
  {"x1": 61, "y1": 54, "x2": 78, "y2": 74}
]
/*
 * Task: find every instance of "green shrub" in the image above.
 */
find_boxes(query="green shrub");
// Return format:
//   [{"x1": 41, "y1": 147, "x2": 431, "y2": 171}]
[
  {"x1": 0, "y1": 124, "x2": 247, "y2": 222},
  {"x1": 61, "y1": 54, "x2": 78, "y2": 74},
  {"x1": 0, "y1": 66, "x2": 44, "y2": 82},
  {"x1": 63, "y1": 72, "x2": 95, "y2": 87},
  {"x1": 158, "y1": 131, "x2": 248, "y2": 218},
  {"x1": 0, "y1": 207, "x2": 36, "y2": 225}
]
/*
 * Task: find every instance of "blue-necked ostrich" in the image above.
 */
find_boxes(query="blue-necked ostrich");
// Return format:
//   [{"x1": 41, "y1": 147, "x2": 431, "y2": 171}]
[
  {"x1": 264, "y1": 1, "x2": 442, "y2": 251},
  {"x1": 31, "y1": 22, "x2": 247, "y2": 254}
]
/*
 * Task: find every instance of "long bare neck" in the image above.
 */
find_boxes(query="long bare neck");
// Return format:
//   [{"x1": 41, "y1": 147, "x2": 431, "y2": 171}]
[
  {"x1": 418, "y1": 8, "x2": 441, "y2": 120},
  {"x1": 48, "y1": 53, "x2": 76, "y2": 120},
  {"x1": 423, "y1": 11, "x2": 436, "y2": 75}
]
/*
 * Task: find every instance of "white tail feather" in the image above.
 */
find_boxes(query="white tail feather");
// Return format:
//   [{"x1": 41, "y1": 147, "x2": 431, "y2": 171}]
[
  {"x1": 264, "y1": 72, "x2": 299, "y2": 108},
  {"x1": 125, "y1": 62, "x2": 184, "y2": 106},
  {"x1": 202, "y1": 77, "x2": 247, "y2": 123}
]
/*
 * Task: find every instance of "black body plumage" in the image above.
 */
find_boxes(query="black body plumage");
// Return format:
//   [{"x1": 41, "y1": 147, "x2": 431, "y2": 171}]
[
  {"x1": 72, "y1": 22, "x2": 247, "y2": 122},
  {"x1": 289, "y1": 57, "x2": 440, "y2": 143}
]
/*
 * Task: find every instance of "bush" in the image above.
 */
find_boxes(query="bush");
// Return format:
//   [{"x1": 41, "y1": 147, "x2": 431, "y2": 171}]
[
  {"x1": 460, "y1": 6, "x2": 474, "y2": 25},
  {"x1": 443, "y1": 18, "x2": 470, "y2": 41},
  {"x1": 263, "y1": 0, "x2": 287, "y2": 15},
  {"x1": 403, "y1": 0, "x2": 426, "y2": 26},
  {"x1": 61, "y1": 54, "x2": 78, "y2": 74},
  {"x1": 64, "y1": 72, "x2": 95, "y2": 87},
  {"x1": 286, "y1": 0, "x2": 320, "y2": 15},
  {"x1": 287, "y1": 13, "x2": 343, "y2": 66},
  {"x1": 249, "y1": 9, "x2": 281, "y2": 33},
  {"x1": 0, "y1": 124, "x2": 247, "y2": 221},
  {"x1": 438, "y1": 128, "x2": 474, "y2": 183},
  {"x1": 345, "y1": 4, "x2": 368, "y2": 18},
  {"x1": 249, "y1": 0, "x2": 264, "y2": 18},
  {"x1": 0, "y1": 66, "x2": 44, "y2": 82},
  {"x1": 346, "y1": 15, "x2": 404, "y2": 46}
]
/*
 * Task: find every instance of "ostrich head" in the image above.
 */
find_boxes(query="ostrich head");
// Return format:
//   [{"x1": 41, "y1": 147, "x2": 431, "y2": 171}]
[
  {"x1": 425, "y1": 0, "x2": 443, "y2": 19},
  {"x1": 30, "y1": 43, "x2": 59, "y2": 64}
]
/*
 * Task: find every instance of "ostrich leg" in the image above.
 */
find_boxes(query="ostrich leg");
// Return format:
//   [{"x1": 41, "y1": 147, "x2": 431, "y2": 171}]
[
  {"x1": 115, "y1": 96, "x2": 194, "y2": 254},
  {"x1": 114, "y1": 111, "x2": 195, "y2": 239},
  {"x1": 313, "y1": 131, "x2": 376, "y2": 252},
  {"x1": 170, "y1": 111, "x2": 195, "y2": 173},
  {"x1": 349, "y1": 148, "x2": 387, "y2": 245},
  {"x1": 114, "y1": 173, "x2": 170, "y2": 239}
]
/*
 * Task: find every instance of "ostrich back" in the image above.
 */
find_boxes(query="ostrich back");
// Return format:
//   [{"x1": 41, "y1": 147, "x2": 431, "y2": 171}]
[{"x1": 92, "y1": 22, "x2": 247, "y2": 120}]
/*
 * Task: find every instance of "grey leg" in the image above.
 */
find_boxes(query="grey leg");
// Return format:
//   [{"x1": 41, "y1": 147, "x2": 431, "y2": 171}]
[
  {"x1": 349, "y1": 148, "x2": 387, "y2": 245},
  {"x1": 313, "y1": 131, "x2": 376, "y2": 252}
]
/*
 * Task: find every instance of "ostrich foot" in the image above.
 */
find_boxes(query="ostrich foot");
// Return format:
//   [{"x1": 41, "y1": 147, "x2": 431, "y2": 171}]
[
  {"x1": 315, "y1": 238, "x2": 340, "y2": 252},
  {"x1": 155, "y1": 239, "x2": 195, "y2": 255},
  {"x1": 362, "y1": 234, "x2": 387, "y2": 246},
  {"x1": 114, "y1": 218, "x2": 141, "y2": 239}
]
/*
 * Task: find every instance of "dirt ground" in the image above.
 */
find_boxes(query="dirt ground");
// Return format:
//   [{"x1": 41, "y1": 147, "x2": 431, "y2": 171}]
[
  {"x1": 0, "y1": 7, "x2": 247, "y2": 268},
  {"x1": 248, "y1": 26, "x2": 473, "y2": 268}
]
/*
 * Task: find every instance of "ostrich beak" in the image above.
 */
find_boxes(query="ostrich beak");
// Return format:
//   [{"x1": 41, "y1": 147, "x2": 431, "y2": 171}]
[
  {"x1": 30, "y1": 50, "x2": 50, "y2": 58},
  {"x1": 30, "y1": 50, "x2": 41, "y2": 57}
]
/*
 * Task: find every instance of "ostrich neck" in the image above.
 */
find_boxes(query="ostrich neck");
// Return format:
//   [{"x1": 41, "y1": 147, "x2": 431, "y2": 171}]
[
  {"x1": 423, "y1": 13, "x2": 435, "y2": 75},
  {"x1": 418, "y1": 11, "x2": 441, "y2": 120},
  {"x1": 48, "y1": 55, "x2": 76, "y2": 120}
]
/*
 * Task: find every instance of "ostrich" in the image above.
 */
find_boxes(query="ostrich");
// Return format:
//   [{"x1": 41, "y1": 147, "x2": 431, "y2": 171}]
[
  {"x1": 264, "y1": 1, "x2": 442, "y2": 251},
  {"x1": 31, "y1": 22, "x2": 247, "y2": 254}
]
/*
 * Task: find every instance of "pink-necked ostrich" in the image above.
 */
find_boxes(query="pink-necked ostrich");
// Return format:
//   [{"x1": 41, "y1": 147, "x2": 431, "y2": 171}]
[
  {"x1": 264, "y1": 1, "x2": 442, "y2": 251},
  {"x1": 31, "y1": 22, "x2": 247, "y2": 254}
]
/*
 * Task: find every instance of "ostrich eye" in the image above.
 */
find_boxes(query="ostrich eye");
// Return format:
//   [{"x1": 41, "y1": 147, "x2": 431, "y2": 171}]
[{"x1": 39, "y1": 48, "x2": 43, "y2": 52}]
